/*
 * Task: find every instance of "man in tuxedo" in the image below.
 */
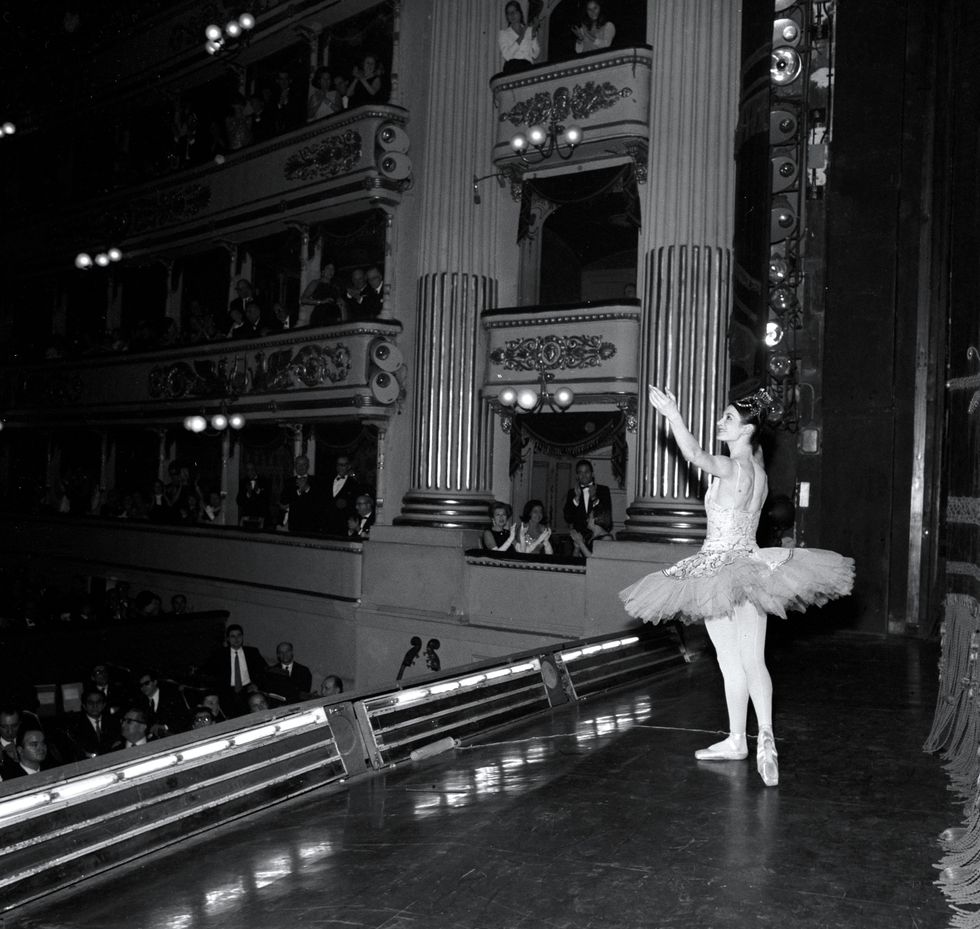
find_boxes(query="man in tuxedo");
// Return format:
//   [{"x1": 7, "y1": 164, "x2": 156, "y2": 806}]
[
  {"x1": 66, "y1": 688, "x2": 120, "y2": 760},
  {"x1": 1, "y1": 727, "x2": 53, "y2": 779},
  {"x1": 137, "y1": 670, "x2": 189, "y2": 737},
  {"x1": 359, "y1": 265, "x2": 384, "y2": 318},
  {"x1": 237, "y1": 461, "x2": 270, "y2": 528},
  {"x1": 326, "y1": 454, "x2": 360, "y2": 534},
  {"x1": 225, "y1": 279, "x2": 256, "y2": 333},
  {"x1": 204, "y1": 624, "x2": 268, "y2": 714},
  {"x1": 562, "y1": 458, "x2": 613, "y2": 556},
  {"x1": 84, "y1": 662, "x2": 131, "y2": 717},
  {"x1": 280, "y1": 454, "x2": 323, "y2": 532},
  {"x1": 113, "y1": 706, "x2": 152, "y2": 750},
  {"x1": 264, "y1": 641, "x2": 313, "y2": 703},
  {"x1": 347, "y1": 493, "x2": 375, "y2": 539}
]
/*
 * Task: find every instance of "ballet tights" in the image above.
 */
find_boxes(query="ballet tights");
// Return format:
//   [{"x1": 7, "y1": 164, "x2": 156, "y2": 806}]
[{"x1": 704, "y1": 601, "x2": 773, "y2": 738}]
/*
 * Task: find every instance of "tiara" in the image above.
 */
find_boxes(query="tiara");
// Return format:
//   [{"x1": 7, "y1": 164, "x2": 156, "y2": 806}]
[{"x1": 735, "y1": 388, "x2": 773, "y2": 418}]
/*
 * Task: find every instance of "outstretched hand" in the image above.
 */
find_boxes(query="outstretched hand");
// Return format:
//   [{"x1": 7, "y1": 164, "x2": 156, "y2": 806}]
[{"x1": 648, "y1": 385, "x2": 679, "y2": 419}]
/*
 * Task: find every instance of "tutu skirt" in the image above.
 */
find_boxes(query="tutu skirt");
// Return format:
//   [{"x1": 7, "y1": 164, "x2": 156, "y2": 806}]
[{"x1": 619, "y1": 545, "x2": 855, "y2": 625}]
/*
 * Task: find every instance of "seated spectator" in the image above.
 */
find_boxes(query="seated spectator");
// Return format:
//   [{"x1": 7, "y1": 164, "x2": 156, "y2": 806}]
[
  {"x1": 137, "y1": 669, "x2": 189, "y2": 737},
  {"x1": 264, "y1": 641, "x2": 313, "y2": 704},
  {"x1": 200, "y1": 691, "x2": 228, "y2": 723},
  {"x1": 482, "y1": 501, "x2": 515, "y2": 552},
  {"x1": 1, "y1": 727, "x2": 53, "y2": 779},
  {"x1": 301, "y1": 261, "x2": 346, "y2": 327},
  {"x1": 148, "y1": 480, "x2": 171, "y2": 523},
  {"x1": 347, "y1": 493, "x2": 376, "y2": 540},
  {"x1": 113, "y1": 706, "x2": 152, "y2": 749},
  {"x1": 248, "y1": 90, "x2": 275, "y2": 143},
  {"x1": 237, "y1": 462, "x2": 270, "y2": 529},
  {"x1": 360, "y1": 265, "x2": 384, "y2": 317},
  {"x1": 344, "y1": 267, "x2": 368, "y2": 312},
  {"x1": 84, "y1": 662, "x2": 132, "y2": 716},
  {"x1": 226, "y1": 305, "x2": 246, "y2": 339},
  {"x1": 322, "y1": 675, "x2": 344, "y2": 696},
  {"x1": 191, "y1": 706, "x2": 215, "y2": 729},
  {"x1": 499, "y1": 1, "x2": 540, "y2": 74},
  {"x1": 0, "y1": 706, "x2": 32, "y2": 763},
  {"x1": 573, "y1": 0, "x2": 615, "y2": 54},
  {"x1": 175, "y1": 490, "x2": 202, "y2": 525},
  {"x1": 333, "y1": 74, "x2": 350, "y2": 109},
  {"x1": 346, "y1": 54, "x2": 389, "y2": 107},
  {"x1": 266, "y1": 301, "x2": 297, "y2": 333},
  {"x1": 563, "y1": 458, "x2": 613, "y2": 557},
  {"x1": 308, "y1": 66, "x2": 342, "y2": 121},
  {"x1": 225, "y1": 279, "x2": 256, "y2": 334},
  {"x1": 514, "y1": 499, "x2": 554, "y2": 554},
  {"x1": 202, "y1": 624, "x2": 268, "y2": 712},
  {"x1": 273, "y1": 69, "x2": 305, "y2": 134},
  {"x1": 279, "y1": 454, "x2": 323, "y2": 533},
  {"x1": 247, "y1": 691, "x2": 270, "y2": 713},
  {"x1": 66, "y1": 688, "x2": 120, "y2": 760},
  {"x1": 131, "y1": 589, "x2": 163, "y2": 619},
  {"x1": 170, "y1": 594, "x2": 188, "y2": 615},
  {"x1": 201, "y1": 490, "x2": 224, "y2": 524},
  {"x1": 233, "y1": 299, "x2": 265, "y2": 339}
]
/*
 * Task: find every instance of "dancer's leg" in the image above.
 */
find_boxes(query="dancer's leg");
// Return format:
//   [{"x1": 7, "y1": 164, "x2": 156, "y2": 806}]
[
  {"x1": 732, "y1": 602, "x2": 778, "y2": 786},
  {"x1": 696, "y1": 616, "x2": 748, "y2": 759}
]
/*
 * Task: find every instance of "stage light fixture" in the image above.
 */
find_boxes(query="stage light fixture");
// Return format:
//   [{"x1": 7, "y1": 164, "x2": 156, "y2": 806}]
[
  {"x1": 765, "y1": 320, "x2": 785, "y2": 348},
  {"x1": 771, "y1": 47, "x2": 803, "y2": 85}
]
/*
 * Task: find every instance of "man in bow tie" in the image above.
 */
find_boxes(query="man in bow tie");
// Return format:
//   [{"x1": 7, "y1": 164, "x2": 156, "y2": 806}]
[
  {"x1": 264, "y1": 641, "x2": 313, "y2": 703},
  {"x1": 562, "y1": 458, "x2": 613, "y2": 556}
]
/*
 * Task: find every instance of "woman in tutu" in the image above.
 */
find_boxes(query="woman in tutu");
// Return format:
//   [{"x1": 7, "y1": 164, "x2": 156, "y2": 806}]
[{"x1": 620, "y1": 386, "x2": 854, "y2": 786}]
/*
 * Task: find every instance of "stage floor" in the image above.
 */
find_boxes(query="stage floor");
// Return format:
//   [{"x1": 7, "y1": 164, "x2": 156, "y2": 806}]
[{"x1": 14, "y1": 629, "x2": 953, "y2": 929}]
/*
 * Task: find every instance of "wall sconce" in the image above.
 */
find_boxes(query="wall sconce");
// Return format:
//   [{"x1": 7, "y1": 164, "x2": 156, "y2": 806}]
[
  {"x1": 205, "y1": 12, "x2": 256, "y2": 55},
  {"x1": 183, "y1": 407, "x2": 246, "y2": 433},
  {"x1": 471, "y1": 172, "x2": 507, "y2": 205},
  {"x1": 75, "y1": 248, "x2": 122, "y2": 270},
  {"x1": 510, "y1": 121, "x2": 582, "y2": 164},
  {"x1": 495, "y1": 369, "x2": 574, "y2": 416}
]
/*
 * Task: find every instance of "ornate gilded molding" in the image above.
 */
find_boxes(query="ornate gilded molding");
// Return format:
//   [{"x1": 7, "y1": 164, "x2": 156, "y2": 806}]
[
  {"x1": 284, "y1": 130, "x2": 362, "y2": 181},
  {"x1": 499, "y1": 82, "x2": 633, "y2": 128},
  {"x1": 148, "y1": 341, "x2": 351, "y2": 399},
  {"x1": 491, "y1": 335, "x2": 616, "y2": 371},
  {"x1": 117, "y1": 184, "x2": 211, "y2": 235}
]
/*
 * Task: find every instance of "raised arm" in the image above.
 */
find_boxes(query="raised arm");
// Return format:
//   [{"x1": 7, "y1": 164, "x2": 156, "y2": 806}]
[{"x1": 648, "y1": 385, "x2": 736, "y2": 480}]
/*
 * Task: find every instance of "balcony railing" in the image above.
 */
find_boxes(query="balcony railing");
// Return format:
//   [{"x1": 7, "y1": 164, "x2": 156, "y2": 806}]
[
  {"x1": 0, "y1": 320, "x2": 405, "y2": 426},
  {"x1": 489, "y1": 47, "x2": 652, "y2": 178},
  {"x1": 10, "y1": 105, "x2": 412, "y2": 269},
  {"x1": 481, "y1": 299, "x2": 641, "y2": 408}
]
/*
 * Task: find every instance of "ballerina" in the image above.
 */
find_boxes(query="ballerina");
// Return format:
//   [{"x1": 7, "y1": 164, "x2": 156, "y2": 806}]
[{"x1": 620, "y1": 386, "x2": 854, "y2": 786}]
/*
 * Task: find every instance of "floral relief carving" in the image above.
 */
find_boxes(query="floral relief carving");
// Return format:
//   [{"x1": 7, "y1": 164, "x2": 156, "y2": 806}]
[
  {"x1": 491, "y1": 335, "x2": 616, "y2": 371},
  {"x1": 499, "y1": 82, "x2": 633, "y2": 128},
  {"x1": 284, "y1": 130, "x2": 363, "y2": 181},
  {"x1": 122, "y1": 184, "x2": 211, "y2": 235}
]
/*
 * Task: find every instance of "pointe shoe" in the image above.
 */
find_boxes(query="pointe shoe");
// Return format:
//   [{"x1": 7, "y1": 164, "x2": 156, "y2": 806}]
[
  {"x1": 695, "y1": 737, "x2": 748, "y2": 761},
  {"x1": 757, "y1": 731, "x2": 779, "y2": 786}
]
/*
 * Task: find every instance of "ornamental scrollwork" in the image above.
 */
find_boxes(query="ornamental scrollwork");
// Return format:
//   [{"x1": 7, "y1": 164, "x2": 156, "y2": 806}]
[
  {"x1": 284, "y1": 130, "x2": 362, "y2": 181},
  {"x1": 22, "y1": 372, "x2": 84, "y2": 406},
  {"x1": 265, "y1": 343, "x2": 351, "y2": 388},
  {"x1": 122, "y1": 184, "x2": 212, "y2": 235},
  {"x1": 491, "y1": 335, "x2": 616, "y2": 371},
  {"x1": 499, "y1": 82, "x2": 633, "y2": 128}
]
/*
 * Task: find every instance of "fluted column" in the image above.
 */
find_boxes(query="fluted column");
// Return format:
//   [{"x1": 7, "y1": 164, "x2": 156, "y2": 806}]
[
  {"x1": 623, "y1": 0, "x2": 739, "y2": 542},
  {"x1": 397, "y1": 0, "x2": 504, "y2": 527}
]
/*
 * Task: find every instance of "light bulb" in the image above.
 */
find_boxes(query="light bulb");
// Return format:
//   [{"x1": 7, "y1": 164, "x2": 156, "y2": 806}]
[
  {"x1": 107, "y1": 248, "x2": 122, "y2": 262},
  {"x1": 228, "y1": 413, "x2": 246, "y2": 430},
  {"x1": 210, "y1": 413, "x2": 228, "y2": 431},
  {"x1": 238, "y1": 12, "x2": 255, "y2": 29},
  {"x1": 527, "y1": 125, "x2": 547, "y2": 146},
  {"x1": 186, "y1": 415, "x2": 207, "y2": 433},
  {"x1": 563, "y1": 126, "x2": 582, "y2": 146},
  {"x1": 75, "y1": 252, "x2": 93, "y2": 270},
  {"x1": 765, "y1": 321, "x2": 784, "y2": 348},
  {"x1": 205, "y1": 40, "x2": 221, "y2": 54},
  {"x1": 225, "y1": 20, "x2": 242, "y2": 37},
  {"x1": 498, "y1": 387, "x2": 518, "y2": 408},
  {"x1": 510, "y1": 133, "x2": 528, "y2": 152},
  {"x1": 94, "y1": 253, "x2": 110, "y2": 267},
  {"x1": 552, "y1": 386, "x2": 575, "y2": 409},
  {"x1": 1, "y1": 122, "x2": 15, "y2": 136},
  {"x1": 516, "y1": 388, "x2": 539, "y2": 411},
  {"x1": 205, "y1": 23, "x2": 222, "y2": 40}
]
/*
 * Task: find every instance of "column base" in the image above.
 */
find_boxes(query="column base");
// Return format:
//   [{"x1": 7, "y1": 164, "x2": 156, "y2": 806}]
[
  {"x1": 395, "y1": 491, "x2": 495, "y2": 529},
  {"x1": 620, "y1": 499, "x2": 707, "y2": 544}
]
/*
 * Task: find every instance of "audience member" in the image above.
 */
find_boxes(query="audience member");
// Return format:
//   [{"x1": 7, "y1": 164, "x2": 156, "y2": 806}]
[
  {"x1": 514, "y1": 499, "x2": 554, "y2": 554},
  {"x1": 248, "y1": 91, "x2": 275, "y2": 143},
  {"x1": 326, "y1": 454, "x2": 360, "y2": 534},
  {"x1": 137, "y1": 669, "x2": 189, "y2": 737},
  {"x1": 246, "y1": 691, "x2": 270, "y2": 713},
  {"x1": 148, "y1": 479, "x2": 172, "y2": 523},
  {"x1": 322, "y1": 675, "x2": 344, "y2": 696},
  {"x1": 132, "y1": 589, "x2": 163, "y2": 619},
  {"x1": 201, "y1": 491, "x2": 224, "y2": 524},
  {"x1": 84, "y1": 662, "x2": 131, "y2": 716},
  {"x1": 66, "y1": 688, "x2": 120, "y2": 759},
  {"x1": 264, "y1": 641, "x2": 313, "y2": 703},
  {"x1": 226, "y1": 305, "x2": 246, "y2": 339},
  {"x1": 191, "y1": 706, "x2": 215, "y2": 729},
  {"x1": 563, "y1": 458, "x2": 613, "y2": 556},
  {"x1": 237, "y1": 462, "x2": 270, "y2": 528},
  {"x1": 1, "y1": 727, "x2": 52, "y2": 779},
  {"x1": 346, "y1": 54, "x2": 388, "y2": 107},
  {"x1": 308, "y1": 66, "x2": 342, "y2": 121},
  {"x1": 203, "y1": 624, "x2": 268, "y2": 711},
  {"x1": 302, "y1": 261, "x2": 346, "y2": 327},
  {"x1": 333, "y1": 74, "x2": 350, "y2": 109},
  {"x1": 573, "y1": 0, "x2": 615, "y2": 54},
  {"x1": 226, "y1": 280, "x2": 256, "y2": 334},
  {"x1": 113, "y1": 706, "x2": 152, "y2": 749},
  {"x1": 233, "y1": 299, "x2": 265, "y2": 339},
  {"x1": 347, "y1": 493, "x2": 375, "y2": 540},
  {"x1": 0, "y1": 707, "x2": 25, "y2": 762},
  {"x1": 273, "y1": 69, "x2": 305, "y2": 133},
  {"x1": 280, "y1": 454, "x2": 322, "y2": 533},
  {"x1": 499, "y1": 1, "x2": 540, "y2": 74},
  {"x1": 482, "y1": 501, "x2": 515, "y2": 551},
  {"x1": 224, "y1": 94, "x2": 254, "y2": 151},
  {"x1": 200, "y1": 692, "x2": 228, "y2": 723},
  {"x1": 267, "y1": 301, "x2": 297, "y2": 332},
  {"x1": 344, "y1": 267, "x2": 368, "y2": 309},
  {"x1": 360, "y1": 265, "x2": 384, "y2": 317},
  {"x1": 170, "y1": 594, "x2": 188, "y2": 615}
]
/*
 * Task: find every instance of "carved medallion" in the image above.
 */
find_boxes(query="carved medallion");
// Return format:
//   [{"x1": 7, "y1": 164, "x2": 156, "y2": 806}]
[{"x1": 491, "y1": 335, "x2": 616, "y2": 371}]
